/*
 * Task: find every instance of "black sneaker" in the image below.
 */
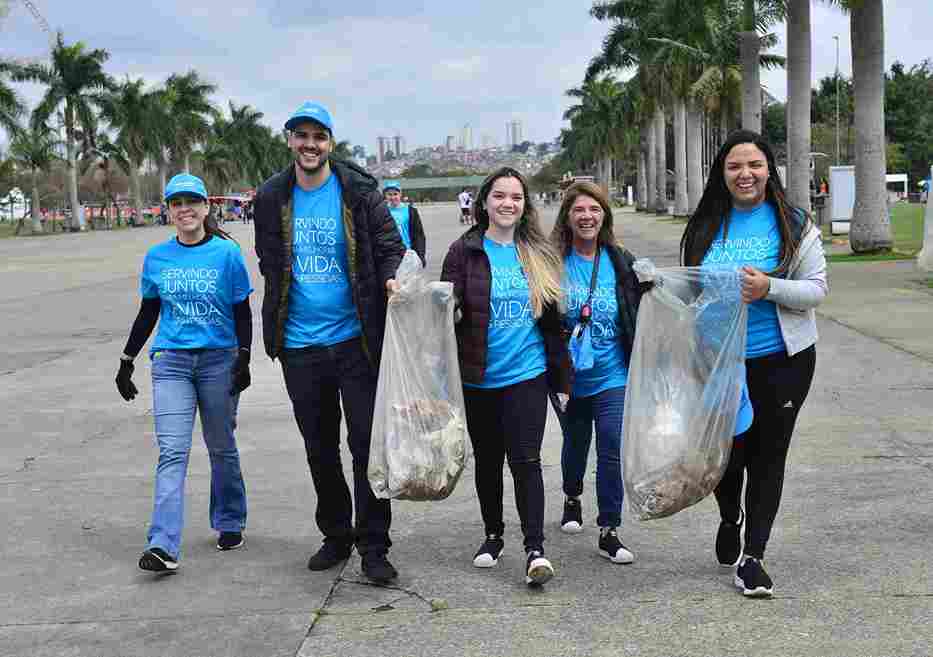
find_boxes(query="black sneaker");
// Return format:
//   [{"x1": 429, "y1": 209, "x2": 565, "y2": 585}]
[
  {"x1": 361, "y1": 552, "x2": 398, "y2": 583},
  {"x1": 307, "y1": 541, "x2": 352, "y2": 571},
  {"x1": 716, "y1": 509, "x2": 744, "y2": 567},
  {"x1": 217, "y1": 532, "x2": 244, "y2": 551},
  {"x1": 139, "y1": 547, "x2": 178, "y2": 573},
  {"x1": 734, "y1": 556, "x2": 774, "y2": 598},
  {"x1": 525, "y1": 550, "x2": 554, "y2": 586},
  {"x1": 560, "y1": 497, "x2": 583, "y2": 534},
  {"x1": 598, "y1": 528, "x2": 635, "y2": 564},
  {"x1": 472, "y1": 534, "x2": 505, "y2": 568}
]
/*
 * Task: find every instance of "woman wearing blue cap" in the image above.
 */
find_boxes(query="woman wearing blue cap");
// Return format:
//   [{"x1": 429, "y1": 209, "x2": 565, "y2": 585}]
[
  {"x1": 116, "y1": 173, "x2": 254, "y2": 573},
  {"x1": 383, "y1": 180, "x2": 426, "y2": 265}
]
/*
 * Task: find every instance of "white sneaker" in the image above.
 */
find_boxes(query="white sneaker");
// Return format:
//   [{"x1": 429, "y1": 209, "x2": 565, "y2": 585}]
[
  {"x1": 560, "y1": 498, "x2": 583, "y2": 534},
  {"x1": 598, "y1": 528, "x2": 635, "y2": 564},
  {"x1": 525, "y1": 550, "x2": 554, "y2": 585}
]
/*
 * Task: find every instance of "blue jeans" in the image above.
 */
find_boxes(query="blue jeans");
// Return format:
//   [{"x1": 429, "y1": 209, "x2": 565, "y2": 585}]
[
  {"x1": 147, "y1": 348, "x2": 247, "y2": 559},
  {"x1": 554, "y1": 386, "x2": 626, "y2": 528}
]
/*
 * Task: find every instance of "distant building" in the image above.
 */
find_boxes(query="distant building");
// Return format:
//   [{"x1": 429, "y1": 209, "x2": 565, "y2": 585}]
[
  {"x1": 445, "y1": 135, "x2": 456, "y2": 152},
  {"x1": 508, "y1": 120, "x2": 523, "y2": 149},
  {"x1": 377, "y1": 136, "x2": 387, "y2": 164},
  {"x1": 461, "y1": 123, "x2": 473, "y2": 151},
  {"x1": 393, "y1": 135, "x2": 405, "y2": 157}
]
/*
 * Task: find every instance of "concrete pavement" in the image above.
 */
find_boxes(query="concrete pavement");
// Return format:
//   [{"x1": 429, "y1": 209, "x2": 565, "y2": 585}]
[{"x1": 0, "y1": 204, "x2": 931, "y2": 657}]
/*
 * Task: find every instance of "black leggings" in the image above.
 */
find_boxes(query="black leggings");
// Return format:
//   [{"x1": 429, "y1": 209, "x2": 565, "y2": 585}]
[
  {"x1": 714, "y1": 345, "x2": 816, "y2": 559},
  {"x1": 463, "y1": 373, "x2": 548, "y2": 552}
]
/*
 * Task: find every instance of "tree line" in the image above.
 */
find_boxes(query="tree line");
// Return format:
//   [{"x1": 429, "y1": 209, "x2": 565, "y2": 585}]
[
  {"x1": 555, "y1": 0, "x2": 896, "y2": 254},
  {"x1": 0, "y1": 33, "x2": 354, "y2": 233}
]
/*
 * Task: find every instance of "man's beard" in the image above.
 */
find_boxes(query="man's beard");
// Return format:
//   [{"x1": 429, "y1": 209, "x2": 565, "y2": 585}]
[{"x1": 295, "y1": 152, "x2": 328, "y2": 176}]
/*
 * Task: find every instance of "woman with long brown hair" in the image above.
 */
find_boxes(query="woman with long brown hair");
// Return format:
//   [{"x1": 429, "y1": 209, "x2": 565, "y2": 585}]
[
  {"x1": 549, "y1": 181, "x2": 647, "y2": 565},
  {"x1": 682, "y1": 130, "x2": 827, "y2": 598},
  {"x1": 441, "y1": 167, "x2": 570, "y2": 586}
]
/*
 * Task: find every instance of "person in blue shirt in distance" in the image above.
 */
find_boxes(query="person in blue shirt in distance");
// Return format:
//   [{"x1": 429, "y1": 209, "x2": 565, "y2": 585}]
[
  {"x1": 382, "y1": 179, "x2": 426, "y2": 265},
  {"x1": 116, "y1": 173, "x2": 254, "y2": 573}
]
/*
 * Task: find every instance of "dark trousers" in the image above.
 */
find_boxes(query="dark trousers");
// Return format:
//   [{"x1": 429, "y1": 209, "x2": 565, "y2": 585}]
[
  {"x1": 463, "y1": 373, "x2": 548, "y2": 552},
  {"x1": 714, "y1": 345, "x2": 816, "y2": 559},
  {"x1": 280, "y1": 337, "x2": 391, "y2": 555}
]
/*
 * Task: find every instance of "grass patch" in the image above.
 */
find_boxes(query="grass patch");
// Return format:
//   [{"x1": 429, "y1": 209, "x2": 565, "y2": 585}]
[
  {"x1": 658, "y1": 215, "x2": 688, "y2": 224},
  {"x1": 820, "y1": 203, "x2": 925, "y2": 256},
  {"x1": 0, "y1": 223, "x2": 18, "y2": 239},
  {"x1": 826, "y1": 251, "x2": 915, "y2": 263}
]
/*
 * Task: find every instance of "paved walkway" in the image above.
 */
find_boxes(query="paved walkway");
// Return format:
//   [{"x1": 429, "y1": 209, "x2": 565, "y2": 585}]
[{"x1": 0, "y1": 205, "x2": 931, "y2": 657}]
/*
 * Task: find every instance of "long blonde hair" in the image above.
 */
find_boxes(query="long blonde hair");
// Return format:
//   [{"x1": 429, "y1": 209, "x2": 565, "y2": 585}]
[{"x1": 474, "y1": 167, "x2": 563, "y2": 318}]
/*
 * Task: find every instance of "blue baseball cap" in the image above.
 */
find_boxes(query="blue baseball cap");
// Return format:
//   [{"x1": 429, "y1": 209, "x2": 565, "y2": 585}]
[
  {"x1": 383, "y1": 179, "x2": 401, "y2": 192},
  {"x1": 285, "y1": 101, "x2": 334, "y2": 134},
  {"x1": 164, "y1": 173, "x2": 208, "y2": 202}
]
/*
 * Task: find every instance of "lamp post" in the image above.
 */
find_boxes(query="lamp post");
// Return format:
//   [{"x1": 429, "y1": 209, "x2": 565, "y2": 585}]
[{"x1": 833, "y1": 35, "x2": 840, "y2": 165}]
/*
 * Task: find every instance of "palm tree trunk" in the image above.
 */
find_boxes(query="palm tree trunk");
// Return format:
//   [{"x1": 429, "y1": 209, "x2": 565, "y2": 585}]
[
  {"x1": 687, "y1": 103, "x2": 703, "y2": 214},
  {"x1": 849, "y1": 0, "x2": 892, "y2": 253},
  {"x1": 646, "y1": 123, "x2": 657, "y2": 213},
  {"x1": 673, "y1": 96, "x2": 689, "y2": 218},
  {"x1": 637, "y1": 134, "x2": 648, "y2": 211},
  {"x1": 130, "y1": 165, "x2": 144, "y2": 227},
  {"x1": 654, "y1": 106, "x2": 666, "y2": 214},
  {"x1": 786, "y1": 0, "x2": 812, "y2": 213},
  {"x1": 65, "y1": 104, "x2": 85, "y2": 231},
  {"x1": 183, "y1": 152, "x2": 191, "y2": 173},
  {"x1": 27, "y1": 169, "x2": 43, "y2": 234},
  {"x1": 740, "y1": 0, "x2": 761, "y2": 132}
]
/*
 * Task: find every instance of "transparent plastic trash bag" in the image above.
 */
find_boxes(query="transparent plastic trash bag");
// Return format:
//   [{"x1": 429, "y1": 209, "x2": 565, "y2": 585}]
[
  {"x1": 368, "y1": 250, "x2": 469, "y2": 501},
  {"x1": 622, "y1": 259, "x2": 748, "y2": 520}
]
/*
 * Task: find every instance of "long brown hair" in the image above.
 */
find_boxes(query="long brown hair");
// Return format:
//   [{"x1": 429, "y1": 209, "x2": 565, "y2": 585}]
[
  {"x1": 550, "y1": 181, "x2": 622, "y2": 258},
  {"x1": 474, "y1": 167, "x2": 562, "y2": 318},
  {"x1": 680, "y1": 130, "x2": 808, "y2": 272},
  {"x1": 204, "y1": 201, "x2": 235, "y2": 242}
]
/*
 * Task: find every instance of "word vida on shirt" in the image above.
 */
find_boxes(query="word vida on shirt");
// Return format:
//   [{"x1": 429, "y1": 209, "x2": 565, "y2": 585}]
[
  {"x1": 489, "y1": 264, "x2": 535, "y2": 330},
  {"x1": 293, "y1": 215, "x2": 345, "y2": 284},
  {"x1": 160, "y1": 267, "x2": 223, "y2": 325}
]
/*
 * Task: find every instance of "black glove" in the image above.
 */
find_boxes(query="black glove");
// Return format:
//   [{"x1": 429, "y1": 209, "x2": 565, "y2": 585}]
[
  {"x1": 638, "y1": 280, "x2": 655, "y2": 294},
  {"x1": 230, "y1": 349, "x2": 251, "y2": 395},
  {"x1": 115, "y1": 360, "x2": 138, "y2": 401}
]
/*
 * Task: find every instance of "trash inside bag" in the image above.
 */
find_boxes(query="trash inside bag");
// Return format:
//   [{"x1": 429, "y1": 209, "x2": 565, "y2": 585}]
[
  {"x1": 368, "y1": 250, "x2": 469, "y2": 501},
  {"x1": 622, "y1": 259, "x2": 748, "y2": 520}
]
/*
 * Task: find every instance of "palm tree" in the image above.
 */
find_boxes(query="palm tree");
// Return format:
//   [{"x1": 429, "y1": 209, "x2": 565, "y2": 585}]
[
  {"x1": 8, "y1": 121, "x2": 59, "y2": 234},
  {"x1": 78, "y1": 125, "x2": 131, "y2": 227},
  {"x1": 564, "y1": 76, "x2": 631, "y2": 193},
  {"x1": 95, "y1": 77, "x2": 161, "y2": 225},
  {"x1": 12, "y1": 33, "x2": 112, "y2": 231},
  {"x1": 332, "y1": 140, "x2": 353, "y2": 161},
  {"x1": 0, "y1": 59, "x2": 26, "y2": 137},
  {"x1": 785, "y1": 0, "x2": 811, "y2": 211},
  {"x1": 162, "y1": 71, "x2": 216, "y2": 172},
  {"x1": 846, "y1": 0, "x2": 891, "y2": 252},
  {"x1": 738, "y1": 0, "x2": 786, "y2": 132}
]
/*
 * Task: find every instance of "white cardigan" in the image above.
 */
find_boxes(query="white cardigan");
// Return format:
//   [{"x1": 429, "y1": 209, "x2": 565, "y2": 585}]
[{"x1": 765, "y1": 223, "x2": 828, "y2": 356}]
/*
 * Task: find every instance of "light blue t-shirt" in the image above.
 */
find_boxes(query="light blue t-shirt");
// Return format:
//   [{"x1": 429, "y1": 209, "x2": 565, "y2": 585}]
[
  {"x1": 702, "y1": 203, "x2": 785, "y2": 358},
  {"x1": 284, "y1": 174, "x2": 362, "y2": 348},
  {"x1": 563, "y1": 250, "x2": 628, "y2": 398},
  {"x1": 141, "y1": 235, "x2": 253, "y2": 351},
  {"x1": 466, "y1": 237, "x2": 546, "y2": 389},
  {"x1": 389, "y1": 204, "x2": 412, "y2": 249}
]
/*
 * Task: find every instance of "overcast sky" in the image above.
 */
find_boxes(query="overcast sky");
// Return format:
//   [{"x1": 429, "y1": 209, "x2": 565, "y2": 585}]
[{"x1": 2, "y1": 1, "x2": 931, "y2": 155}]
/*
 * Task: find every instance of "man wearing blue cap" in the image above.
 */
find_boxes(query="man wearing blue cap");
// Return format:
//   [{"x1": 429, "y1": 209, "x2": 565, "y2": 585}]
[
  {"x1": 253, "y1": 101, "x2": 405, "y2": 583},
  {"x1": 382, "y1": 180, "x2": 426, "y2": 266}
]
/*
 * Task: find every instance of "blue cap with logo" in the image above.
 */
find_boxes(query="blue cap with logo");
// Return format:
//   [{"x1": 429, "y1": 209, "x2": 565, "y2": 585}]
[
  {"x1": 383, "y1": 179, "x2": 401, "y2": 192},
  {"x1": 164, "y1": 173, "x2": 208, "y2": 202},
  {"x1": 285, "y1": 101, "x2": 334, "y2": 134}
]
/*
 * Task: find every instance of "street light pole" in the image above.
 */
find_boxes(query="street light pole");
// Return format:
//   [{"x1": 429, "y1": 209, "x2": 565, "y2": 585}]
[{"x1": 834, "y1": 35, "x2": 840, "y2": 165}]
